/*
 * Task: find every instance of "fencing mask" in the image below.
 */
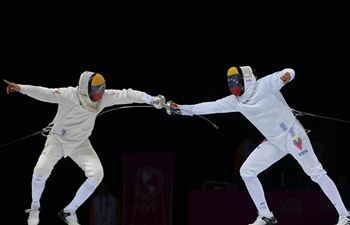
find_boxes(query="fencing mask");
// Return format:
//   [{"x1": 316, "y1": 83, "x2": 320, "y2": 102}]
[
  {"x1": 227, "y1": 66, "x2": 257, "y2": 101},
  {"x1": 78, "y1": 71, "x2": 106, "y2": 112}
]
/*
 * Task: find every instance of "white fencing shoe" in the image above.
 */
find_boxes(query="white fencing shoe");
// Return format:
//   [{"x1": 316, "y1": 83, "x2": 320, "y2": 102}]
[
  {"x1": 58, "y1": 208, "x2": 80, "y2": 225},
  {"x1": 25, "y1": 208, "x2": 40, "y2": 225},
  {"x1": 336, "y1": 213, "x2": 350, "y2": 225},
  {"x1": 249, "y1": 212, "x2": 277, "y2": 225}
]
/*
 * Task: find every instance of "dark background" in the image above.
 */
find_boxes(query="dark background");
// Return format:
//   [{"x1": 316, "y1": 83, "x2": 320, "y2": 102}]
[{"x1": 2, "y1": 10, "x2": 350, "y2": 224}]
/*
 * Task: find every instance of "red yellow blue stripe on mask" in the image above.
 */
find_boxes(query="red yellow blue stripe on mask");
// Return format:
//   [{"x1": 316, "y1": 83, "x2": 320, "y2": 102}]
[
  {"x1": 227, "y1": 67, "x2": 244, "y2": 97},
  {"x1": 90, "y1": 73, "x2": 106, "y2": 101}
]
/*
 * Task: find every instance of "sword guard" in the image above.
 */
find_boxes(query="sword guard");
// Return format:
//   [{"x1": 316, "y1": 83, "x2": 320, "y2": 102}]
[{"x1": 164, "y1": 101, "x2": 181, "y2": 115}]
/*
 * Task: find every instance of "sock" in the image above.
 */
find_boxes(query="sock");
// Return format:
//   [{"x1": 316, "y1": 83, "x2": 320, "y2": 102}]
[
  {"x1": 243, "y1": 176, "x2": 273, "y2": 218},
  {"x1": 318, "y1": 175, "x2": 349, "y2": 217},
  {"x1": 65, "y1": 178, "x2": 100, "y2": 213},
  {"x1": 31, "y1": 174, "x2": 47, "y2": 209}
]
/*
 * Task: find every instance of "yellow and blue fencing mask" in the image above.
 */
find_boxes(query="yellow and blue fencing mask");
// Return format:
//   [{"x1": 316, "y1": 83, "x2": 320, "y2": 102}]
[
  {"x1": 78, "y1": 71, "x2": 106, "y2": 112},
  {"x1": 227, "y1": 66, "x2": 256, "y2": 97}
]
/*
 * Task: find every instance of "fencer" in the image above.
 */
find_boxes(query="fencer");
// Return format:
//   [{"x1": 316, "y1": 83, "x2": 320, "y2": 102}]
[
  {"x1": 4, "y1": 71, "x2": 165, "y2": 225},
  {"x1": 165, "y1": 66, "x2": 350, "y2": 225}
]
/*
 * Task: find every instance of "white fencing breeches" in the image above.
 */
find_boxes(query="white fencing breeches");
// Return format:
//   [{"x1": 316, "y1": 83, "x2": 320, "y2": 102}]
[
  {"x1": 240, "y1": 120, "x2": 326, "y2": 183},
  {"x1": 33, "y1": 135, "x2": 104, "y2": 182}
]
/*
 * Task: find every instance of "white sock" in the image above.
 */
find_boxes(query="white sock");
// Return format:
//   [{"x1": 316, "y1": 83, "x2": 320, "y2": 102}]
[
  {"x1": 65, "y1": 178, "x2": 100, "y2": 213},
  {"x1": 243, "y1": 177, "x2": 273, "y2": 218},
  {"x1": 318, "y1": 175, "x2": 349, "y2": 217},
  {"x1": 31, "y1": 174, "x2": 47, "y2": 209}
]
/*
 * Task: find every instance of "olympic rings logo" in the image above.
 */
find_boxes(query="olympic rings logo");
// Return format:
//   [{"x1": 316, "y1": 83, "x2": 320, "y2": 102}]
[
  {"x1": 135, "y1": 166, "x2": 164, "y2": 200},
  {"x1": 136, "y1": 201, "x2": 159, "y2": 213}
]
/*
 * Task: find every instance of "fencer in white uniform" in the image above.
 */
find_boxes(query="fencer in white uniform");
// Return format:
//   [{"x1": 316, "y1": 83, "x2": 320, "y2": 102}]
[
  {"x1": 4, "y1": 72, "x2": 165, "y2": 225},
  {"x1": 165, "y1": 66, "x2": 350, "y2": 225}
]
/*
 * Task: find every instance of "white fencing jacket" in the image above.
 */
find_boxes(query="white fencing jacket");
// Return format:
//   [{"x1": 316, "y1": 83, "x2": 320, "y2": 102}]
[
  {"x1": 19, "y1": 85, "x2": 152, "y2": 151},
  {"x1": 180, "y1": 69, "x2": 296, "y2": 146}
]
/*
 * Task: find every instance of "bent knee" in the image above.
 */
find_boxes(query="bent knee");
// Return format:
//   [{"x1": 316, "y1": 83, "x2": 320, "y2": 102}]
[
  {"x1": 239, "y1": 165, "x2": 258, "y2": 179},
  {"x1": 88, "y1": 166, "x2": 104, "y2": 182},
  {"x1": 34, "y1": 166, "x2": 53, "y2": 178}
]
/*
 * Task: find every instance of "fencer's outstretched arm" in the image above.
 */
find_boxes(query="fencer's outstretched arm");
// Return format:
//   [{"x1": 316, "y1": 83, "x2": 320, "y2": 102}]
[
  {"x1": 4, "y1": 79, "x2": 20, "y2": 94},
  {"x1": 4, "y1": 79, "x2": 166, "y2": 110}
]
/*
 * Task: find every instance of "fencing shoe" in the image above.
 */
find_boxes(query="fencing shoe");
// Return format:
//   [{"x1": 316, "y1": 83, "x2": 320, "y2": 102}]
[
  {"x1": 25, "y1": 208, "x2": 40, "y2": 225},
  {"x1": 249, "y1": 212, "x2": 277, "y2": 225},
  {"x1": 58, "y1": 208, "x2": 80, "y2": 225},
  {"x1": 336, "y1": 212, "x2": 350, "y2": 225}
]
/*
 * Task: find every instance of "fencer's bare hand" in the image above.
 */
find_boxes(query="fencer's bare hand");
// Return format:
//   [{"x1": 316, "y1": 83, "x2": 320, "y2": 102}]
[
  {"x1": 4, "y1": 79, "x2": 20, "y2": 94},
  {"x1": 280, "y1": 72, "x2": 291, "y2": 84}
]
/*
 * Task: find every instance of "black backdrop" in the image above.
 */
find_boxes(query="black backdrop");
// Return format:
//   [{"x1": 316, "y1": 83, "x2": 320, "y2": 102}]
[{"x1": 2, "y1": 11, "x2": 350, "y2": 225}]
